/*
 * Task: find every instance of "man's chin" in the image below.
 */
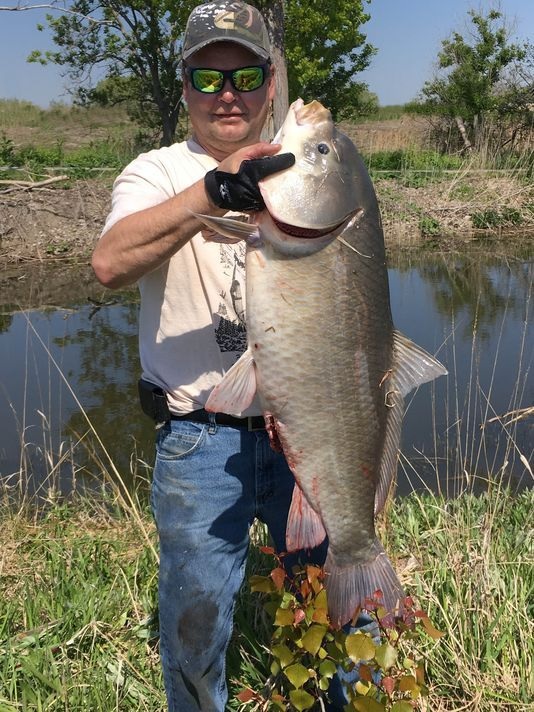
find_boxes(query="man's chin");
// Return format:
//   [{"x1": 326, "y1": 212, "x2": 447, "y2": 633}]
[{"x1": 212, "y1": 123, "x2": 252, "y2": 145}]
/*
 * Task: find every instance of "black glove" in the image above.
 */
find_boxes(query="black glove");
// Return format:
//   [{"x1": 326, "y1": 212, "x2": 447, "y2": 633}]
[{"x1": 204, "y1": 153, "x2": 295, "y2": 211}]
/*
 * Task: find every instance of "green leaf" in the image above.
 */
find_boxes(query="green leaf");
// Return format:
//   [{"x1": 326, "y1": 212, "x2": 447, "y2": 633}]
[
  {"x1": 285, "y1": 663, "x2": 311, "y2": 689},
  {"x1": 301, "y1": 624, "x2": 328, "y2": 656},
  {"x1": 289, "y1": 689, "x2": 316, "y2": 711},
  {"x1": 374, "y1": 643, "x2": 397, "y2": 670},
  {"x1": 352, "y1": 697, "x2": 386, "y2": 712},
  {"x1": 272, "y1": 643, "x2": 294, "y2": 669},
  {"x1": 319, "y1": 659, "x2": 337, "y2": 679},
  {"x1": 319, "y1": 676, "x2": 331, "y2": 690},
  {"x1": 391, "y1": 702, "x2": 414, "y2": 712},
  {"x1": 249, "y1": 574, "x2": 275, "y2": 593},
  {"x1": 398, "y1": 675, "x2": 417, "y2": 692},
  {"x1": 345, "y1": 632, "x2": 376, "y2": 662},
  {"x1": 275, "y1": 606, "x2": 295, "y2": 626}
]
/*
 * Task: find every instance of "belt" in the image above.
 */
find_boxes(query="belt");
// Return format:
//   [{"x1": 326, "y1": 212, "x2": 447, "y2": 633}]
[{"x1": 170, "y1": 408, "x2": 265, "y2": 431}]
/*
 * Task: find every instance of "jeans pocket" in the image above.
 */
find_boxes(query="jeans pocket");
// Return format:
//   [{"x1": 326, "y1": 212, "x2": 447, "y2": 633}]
[{"x1": 155, "y1": 421, "x2": 206, "y2": 461}]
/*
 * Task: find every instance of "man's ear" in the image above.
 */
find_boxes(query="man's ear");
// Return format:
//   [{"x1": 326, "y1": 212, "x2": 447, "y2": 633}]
[{"x1": 268, "y1": 65, "x2": 276, "y2": 101}]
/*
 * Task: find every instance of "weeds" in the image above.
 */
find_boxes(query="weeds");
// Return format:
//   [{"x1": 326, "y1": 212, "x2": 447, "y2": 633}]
[
  {"x1": 242, "y1": 554, "x2": 441, "y2": 711},
  {"x1": 1, "y1": 485, "x2": 531, "y2": 711}
]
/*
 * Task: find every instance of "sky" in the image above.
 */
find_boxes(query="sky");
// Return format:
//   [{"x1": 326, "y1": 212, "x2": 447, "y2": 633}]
[{"x1": 0, "y1": 0, "x2": 532, "y2": 108}]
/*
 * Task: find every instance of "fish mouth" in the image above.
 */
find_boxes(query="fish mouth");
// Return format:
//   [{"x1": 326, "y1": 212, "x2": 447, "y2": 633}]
[{"x1": 271, "y1": 215, "x2": 347, "y2": 239}]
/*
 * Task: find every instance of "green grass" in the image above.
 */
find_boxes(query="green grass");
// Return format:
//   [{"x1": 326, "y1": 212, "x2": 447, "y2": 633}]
[
  {"x1": 0, "y1": 99, "x2": 132, "y2": 135},
  {"x1": 0, "y1": 483, "x2": 531, "y2": 711}
]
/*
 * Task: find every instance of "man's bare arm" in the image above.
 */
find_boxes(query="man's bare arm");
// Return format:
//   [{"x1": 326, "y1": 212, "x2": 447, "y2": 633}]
[{"x1": 92, "y1": 142, "x2": 281, "y2": 289}]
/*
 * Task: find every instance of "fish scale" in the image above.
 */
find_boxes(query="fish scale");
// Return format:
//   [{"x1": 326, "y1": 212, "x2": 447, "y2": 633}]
[
  {"x1": 197, "y1": 98, "x2": 447, "y2": 626},
  {"x1": 248, "y1": 231, "x2": 392, "y2": 553}
]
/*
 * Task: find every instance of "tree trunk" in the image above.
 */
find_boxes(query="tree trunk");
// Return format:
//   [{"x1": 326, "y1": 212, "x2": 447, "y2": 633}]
[
  {"x1": 455, "y1": 116, "x2": 472, "y2": 152},
  {"x1": 259, "y1": 0, "x2": 288, "y2": 139},
  {"x1": 161, "y1": 111, "x2": 175, "y2": 147}
]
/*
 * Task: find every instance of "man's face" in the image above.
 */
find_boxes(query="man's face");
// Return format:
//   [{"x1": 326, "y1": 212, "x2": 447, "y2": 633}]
[{"x1": 183, "y1": 42, "x2": 275, "y2": 160}]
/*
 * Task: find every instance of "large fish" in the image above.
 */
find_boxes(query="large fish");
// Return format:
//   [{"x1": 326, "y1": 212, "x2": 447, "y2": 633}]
[{"x1": 196, "y1": 99, "x2": 446, "y2": 627}]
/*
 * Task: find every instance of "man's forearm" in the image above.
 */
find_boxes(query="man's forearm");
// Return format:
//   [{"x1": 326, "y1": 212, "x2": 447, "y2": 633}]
[{"x1": 92, "y1": 178, "x2": 224, "y2": 289}]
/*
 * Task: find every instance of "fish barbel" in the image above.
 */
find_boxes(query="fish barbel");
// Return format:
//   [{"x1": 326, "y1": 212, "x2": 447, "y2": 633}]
[{"x1": 196, "y1": 99, "x2": 447, "y2": 627}]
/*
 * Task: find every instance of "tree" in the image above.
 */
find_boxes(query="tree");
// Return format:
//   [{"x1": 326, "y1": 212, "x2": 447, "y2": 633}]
[
  {"x1": 4, "y1": 0, "x2": 376, "y2": 144},
  {"x1": 283, "y1": 0, "x2": 376, "y2": 121},
  {"x1": 409, "y1": 9, "x2": 530, "y2": 152},
  {"x1": 25, "y1": 0, "x2": 197, "y2": 147}
]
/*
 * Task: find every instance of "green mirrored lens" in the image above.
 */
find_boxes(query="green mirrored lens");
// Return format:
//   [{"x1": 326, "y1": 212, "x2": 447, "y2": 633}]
[
  {"x1": 233, "y1": 67, "x2": 264, "y2": 91},
  {"x1": 193, "y1": 69, "x2": 223, "y2": 93},
  {"x1": 188, "y1": 66, "x2": 267, "y2": 93}
]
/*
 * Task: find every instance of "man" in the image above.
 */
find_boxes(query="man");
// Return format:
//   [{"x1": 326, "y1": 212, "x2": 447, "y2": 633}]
[
  {"x1": 93, "y1": 2, "x2": 368, "y2": 709},
  {"x1": 93, "y1": 1, "x2": 307, "y2": 708}
]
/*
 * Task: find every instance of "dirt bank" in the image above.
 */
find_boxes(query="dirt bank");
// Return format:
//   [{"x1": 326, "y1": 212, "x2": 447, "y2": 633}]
[{"x1": 0, "y1": 172, "x2": 532, "y2": 271}]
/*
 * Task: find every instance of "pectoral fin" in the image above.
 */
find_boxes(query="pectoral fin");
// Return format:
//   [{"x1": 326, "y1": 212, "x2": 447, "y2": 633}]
[
  {"x1": 205, "y1": 346, "x2": 257, "y2": 417},
  {"x1": 374, "y1": 332, "x2": 447, "y2": 515},
  {"x1": 193, "y1": 212, "x2": 260, "y2": 242},
  {"x1": 392, "y1": 330, "x2": 448, "y2": 397}
]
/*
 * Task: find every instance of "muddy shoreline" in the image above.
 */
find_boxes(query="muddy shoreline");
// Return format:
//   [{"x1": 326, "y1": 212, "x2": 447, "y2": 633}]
[{"x1": 1, "y1": 177, "x2": 532, "y2": 309}]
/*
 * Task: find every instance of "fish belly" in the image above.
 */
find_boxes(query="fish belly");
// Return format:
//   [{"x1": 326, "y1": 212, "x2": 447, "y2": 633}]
[{"x1": 246, "y1": 236, "x2": 402, "y2": 623}]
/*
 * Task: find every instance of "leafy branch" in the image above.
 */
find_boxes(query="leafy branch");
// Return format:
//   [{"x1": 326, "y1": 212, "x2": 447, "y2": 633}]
[{"x1": 240, "y1": 547, "x2": 443, "y2": 711}]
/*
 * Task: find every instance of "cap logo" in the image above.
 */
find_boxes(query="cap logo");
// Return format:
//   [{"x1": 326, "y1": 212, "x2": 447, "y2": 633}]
[{"x1": 214, "y1": 6, "x2": 254, "y2": 31}]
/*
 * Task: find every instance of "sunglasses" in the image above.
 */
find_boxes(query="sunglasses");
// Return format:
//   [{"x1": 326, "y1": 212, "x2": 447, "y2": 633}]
[{"x1": 185, "y1": 64, "x2": 269, "y2": 93}]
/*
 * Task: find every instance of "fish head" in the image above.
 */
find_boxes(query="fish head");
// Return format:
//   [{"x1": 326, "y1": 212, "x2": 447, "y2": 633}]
[{"x1": 257, "y1": 98, "x2": 374, "y2": 254}]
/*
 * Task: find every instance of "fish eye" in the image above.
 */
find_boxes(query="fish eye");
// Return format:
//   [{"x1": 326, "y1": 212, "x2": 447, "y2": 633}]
[{"x1": 317, "y1": 143, "x2": 330, "y2": 155}]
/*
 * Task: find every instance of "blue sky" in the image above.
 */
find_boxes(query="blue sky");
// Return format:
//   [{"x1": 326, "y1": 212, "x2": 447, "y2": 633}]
[{"x1": 0, "y1": 0, "x2": 532, "y2": 108}]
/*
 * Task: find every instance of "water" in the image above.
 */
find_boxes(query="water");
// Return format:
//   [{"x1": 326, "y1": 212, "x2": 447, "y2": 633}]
[{"x1": 0, "y1": 250, "x2": 532, "y2": 498}]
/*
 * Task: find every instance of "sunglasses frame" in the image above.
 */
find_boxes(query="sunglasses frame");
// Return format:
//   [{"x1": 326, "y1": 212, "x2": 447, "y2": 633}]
[{"x1": 185, "y1": 64, "x2": 270, "y2": 94}]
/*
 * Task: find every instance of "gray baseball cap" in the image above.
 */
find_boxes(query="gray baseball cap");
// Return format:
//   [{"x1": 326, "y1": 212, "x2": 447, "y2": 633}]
[{"x1": 182, "y1": 1, "x2": 271, "y2": 62}]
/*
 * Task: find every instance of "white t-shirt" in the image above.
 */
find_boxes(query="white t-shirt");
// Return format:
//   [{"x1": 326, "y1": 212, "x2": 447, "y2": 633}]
[{"x1": 101, "y1": 138, "x2": 260, "y2": 416}]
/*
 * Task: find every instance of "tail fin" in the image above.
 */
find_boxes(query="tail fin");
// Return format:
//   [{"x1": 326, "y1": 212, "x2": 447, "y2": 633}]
[{"x1": 325, "y1": 539, "x2": 404, "y2": 628}]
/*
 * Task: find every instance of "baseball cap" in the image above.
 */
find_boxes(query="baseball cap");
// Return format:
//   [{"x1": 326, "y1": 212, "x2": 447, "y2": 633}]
[{"x1": 182, "y1": 1, "x2": 271, "y2": 62}]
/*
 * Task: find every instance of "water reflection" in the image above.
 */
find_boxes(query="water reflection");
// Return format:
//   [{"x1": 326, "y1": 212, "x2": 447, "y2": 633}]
[
  {"x1": 0, "y1": 251, "x2": 532, "y2": 498},
  {"x1": 391, "y1": 251, "x2": 532, "y2": 494}
]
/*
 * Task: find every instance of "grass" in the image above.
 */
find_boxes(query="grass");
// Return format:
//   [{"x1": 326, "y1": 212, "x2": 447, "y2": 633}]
[
  {"x1": 1, "y1": 302, "x2": 532, "y2": 709},
  {"x1": 0, "y1": 482, "x2": 532, "y2": 710},
  {"x1": 385, "y1": 486, "x2": 534, "y2": 710},
  {"x1": 1, "y1": 99, "x2": 532, "y2": 239}
]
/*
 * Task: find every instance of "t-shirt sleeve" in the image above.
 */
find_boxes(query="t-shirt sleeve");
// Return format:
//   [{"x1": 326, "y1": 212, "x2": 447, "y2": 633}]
[{"x1": 100, "y1": 150, "x2": 177, "y2": 236}]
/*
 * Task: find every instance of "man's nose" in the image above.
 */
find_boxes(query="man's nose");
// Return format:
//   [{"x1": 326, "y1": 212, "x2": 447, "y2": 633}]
[{"x1": 218, "y1": 78, "x2": 237, "y2": 102}]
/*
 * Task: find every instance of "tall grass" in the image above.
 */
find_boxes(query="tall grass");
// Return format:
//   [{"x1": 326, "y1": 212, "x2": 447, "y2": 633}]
[
  {"x1": 0, "y1": 99, "x2": 132, "y2": 134},
  {"x1": 1, "y1": 311, "x2": 531, "y2": 710},
  {"x1": 1, "y1": 479, "x2": 531, "y2": 709}
]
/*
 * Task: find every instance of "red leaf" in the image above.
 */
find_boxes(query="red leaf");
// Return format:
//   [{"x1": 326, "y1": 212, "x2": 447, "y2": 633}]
[
  {"x1": 260, "y1": 546, "x2": 275, "y2": 556},
  {"x1": 363, "y1": 597, "x2": 378, "y2": 611},
  {"x1": 237, "y1": 688, "x2": 256, "y2": 702},
  {"x1": 270, "y1": 566, "x2": 286, "y2": 590},
  {"x1": 359, "y1": 664, "x2": 373, "y2": 683},
  {"x1": 382, "y1": 676, "x2": 395, "y2": 696},
  {"x1": 294, "y1": 608, "x2": 306, "y2": 625}
]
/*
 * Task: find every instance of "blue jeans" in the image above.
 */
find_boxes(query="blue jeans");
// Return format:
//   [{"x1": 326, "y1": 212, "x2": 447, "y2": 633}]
[{"x1": 151, "y1": 417, "x2": 375, "y2": 711}]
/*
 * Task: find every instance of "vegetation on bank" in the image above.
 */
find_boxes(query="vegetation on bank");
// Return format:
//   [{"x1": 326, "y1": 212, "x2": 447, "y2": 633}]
[
  {"x1": 1, "y1": 98, "x2": 532, "y2": 252},
  {"x1": 0, "y1": 481, "x2": 532, "y2": 710}
]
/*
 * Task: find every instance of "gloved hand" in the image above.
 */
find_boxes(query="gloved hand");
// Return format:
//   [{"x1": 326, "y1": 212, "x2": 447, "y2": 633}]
[{"x1": 204, "y1": 153, "x2": 295, "y2": 211}]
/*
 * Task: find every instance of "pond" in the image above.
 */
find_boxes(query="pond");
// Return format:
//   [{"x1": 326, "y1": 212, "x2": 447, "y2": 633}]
[{"x1": 0, "y1": 247, "x2": 532, "y2": 499}]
